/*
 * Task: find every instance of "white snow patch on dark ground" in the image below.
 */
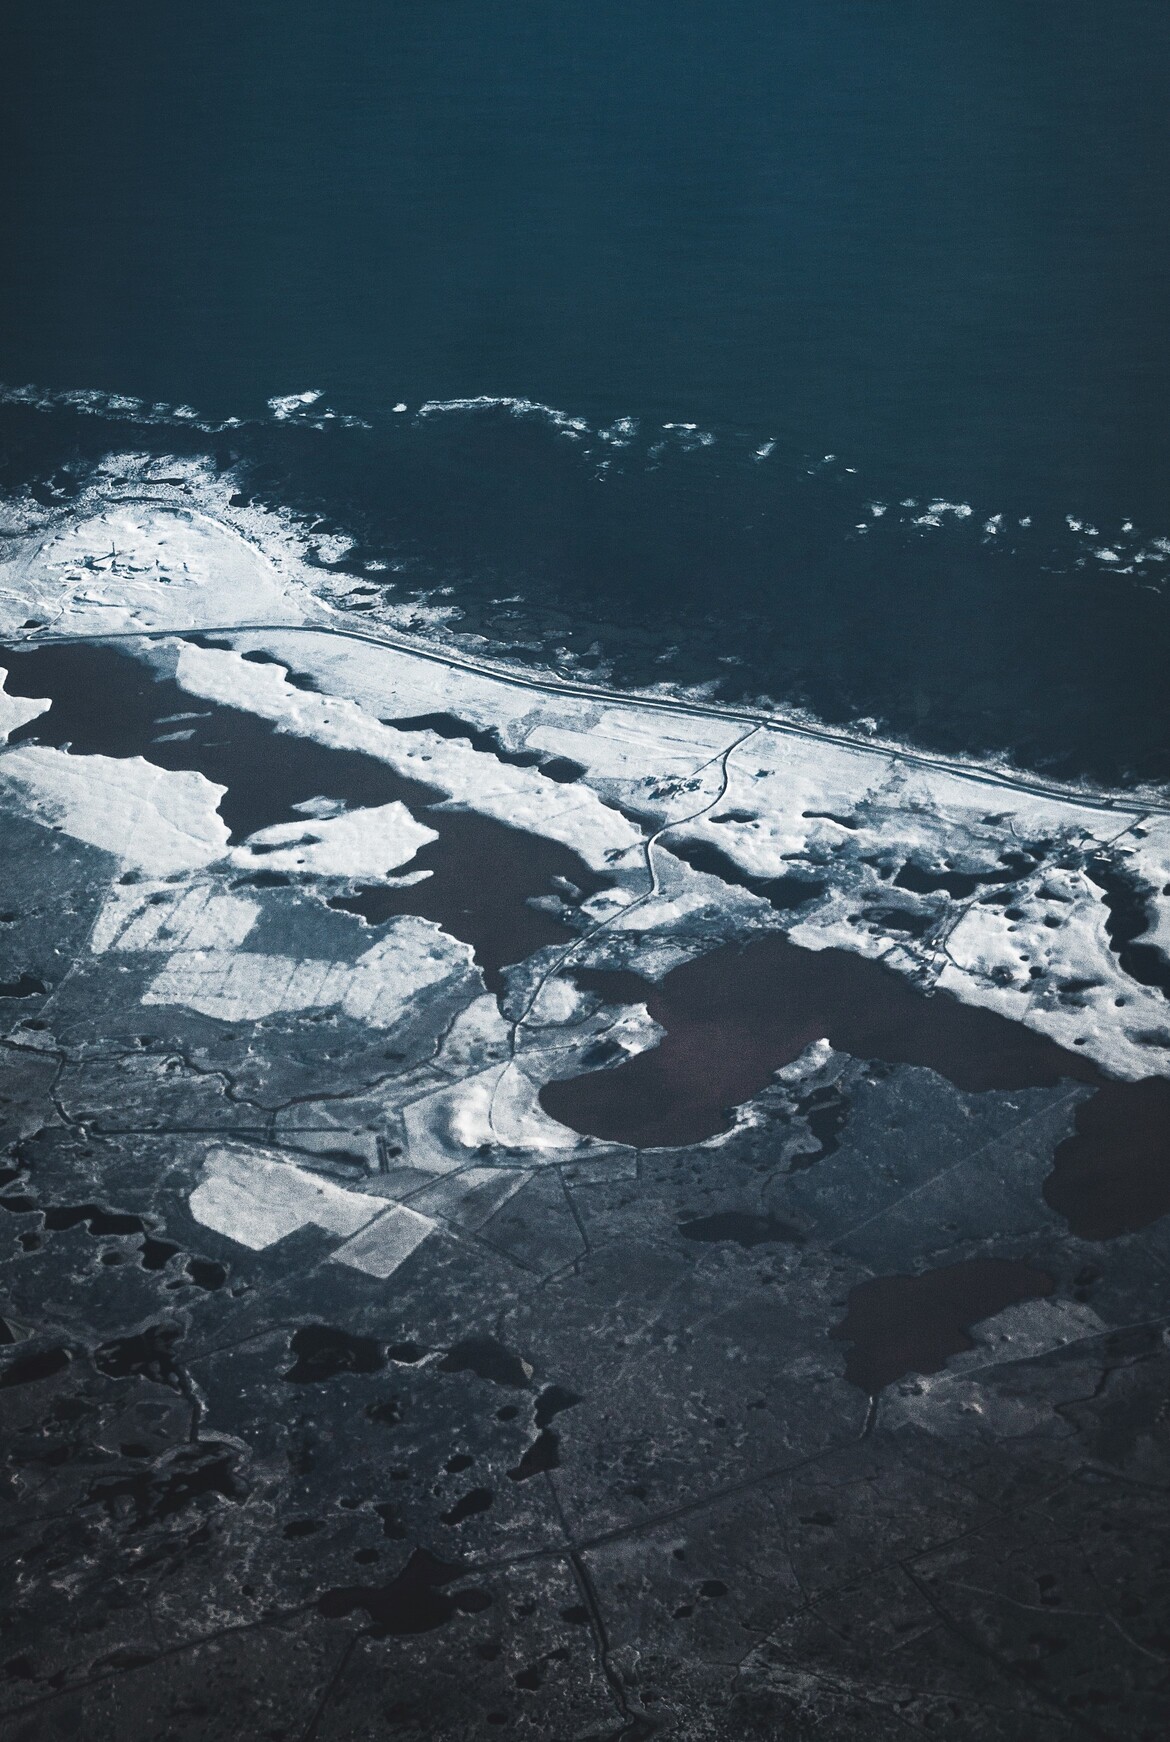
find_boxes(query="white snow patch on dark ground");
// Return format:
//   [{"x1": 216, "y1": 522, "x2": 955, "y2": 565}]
[{"x1": 2, "y1": 491, "x2": 1168, "y2": 1262}]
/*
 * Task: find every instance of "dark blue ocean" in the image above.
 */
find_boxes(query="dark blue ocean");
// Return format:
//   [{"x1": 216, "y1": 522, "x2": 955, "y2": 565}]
[{"x1": 3, "y1": 0, "x2": 1169, "y2": 782}]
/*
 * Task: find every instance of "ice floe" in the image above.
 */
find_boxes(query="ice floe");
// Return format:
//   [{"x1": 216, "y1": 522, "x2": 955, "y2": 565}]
[{"x1": 0, "y1": 669, "x2": 49, "y2": 741}]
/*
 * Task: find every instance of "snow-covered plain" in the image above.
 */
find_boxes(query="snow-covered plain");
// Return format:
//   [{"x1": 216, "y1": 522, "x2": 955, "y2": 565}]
[{"x1": 2, "y1": 488, "x2": 1168, "y2": 1271}]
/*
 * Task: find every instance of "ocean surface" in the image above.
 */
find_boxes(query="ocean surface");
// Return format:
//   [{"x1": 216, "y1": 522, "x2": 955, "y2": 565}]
[{"x1": 4, "y1": 0, "x2": 1169, "y2": 783}]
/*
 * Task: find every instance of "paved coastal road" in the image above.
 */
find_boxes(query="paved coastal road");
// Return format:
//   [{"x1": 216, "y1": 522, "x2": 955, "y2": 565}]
[{"x1": 8, "y1": 494, "x2": 1170, "y2": 819}]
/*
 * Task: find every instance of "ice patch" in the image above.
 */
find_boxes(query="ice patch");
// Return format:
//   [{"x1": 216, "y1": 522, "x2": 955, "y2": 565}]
[
  {"x1": 309, "y1": 533, "x2": 356, "y2": 564},
  {"x1": 91, "y1": 881, "x2": 259, "y2": 955},
  {"x1": 0, "y1": 669, "x2": 49, "y2": 741},
  {"x1": 1, "y1": 748, "x2": 229, "y2": 875},
  {"x1": 173, "y1": 642, "x2": 640, "y2": 871},
  {"x1": 232, "y1": 801, "x2": 437, "y2": 879},
  {"x1": 402, "y1": 1065, "x2": 585, "y2": 1176},
  {"x1": 408, "y1": 1165, "x2": 531, "y2": 1231},
  {"x1": 332, "y1": 1204, "x2": 436, "y2": 1278},
  {"x1": 0, "y1": 503, "x2": 310, "y2": 638},
  {"x1": 143, "y1": 915, "x2": 472, "y2": 1026},
  {"x1": 928, "y1": 884, "x2": 1167, "y2": 1080},
  {"x1": 188, "y1": 1145, "x2": 437, "y2": 1277},
  {"x1": 190, "y1": 1145, "x2": 380, "y2": 1248}
]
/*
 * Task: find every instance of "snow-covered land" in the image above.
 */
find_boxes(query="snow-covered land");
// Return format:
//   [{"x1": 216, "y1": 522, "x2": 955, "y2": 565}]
[{"x1": 2, "y1": 490, "x2": 1167, "y2": 1272}]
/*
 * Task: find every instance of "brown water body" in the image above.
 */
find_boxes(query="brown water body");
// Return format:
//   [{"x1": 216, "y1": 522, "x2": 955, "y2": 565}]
[
  {"x1": 1043, "y1": 1077, "x2": 1170, "y2": 1239},
  {"x1": 829, "y1": 1258, "x2": 1055, "y2": 1394},
  {"x1": 540, "y1": 935, "x2": 1100, "y2": 1148},
  {"x1": 542, "y1": 936, "x2": 1170, "y2": 1241}
]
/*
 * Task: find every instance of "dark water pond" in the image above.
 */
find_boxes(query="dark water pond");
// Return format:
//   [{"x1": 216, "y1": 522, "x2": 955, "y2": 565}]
[
  {"x1": 541, "y1": 936, "x2": 1170, "y2": 1243},
  {"x1": 541, "y1": 936, "x2": 1099, "y2": 1148},
  {"x1": 830, "y1": 1257, "x2": 1054, "y2": 1395},
  {"x1": 328, "y1": 809, "x2": 605, "y2": 989},
  {"x1": 1043, "y1": 1077, "x2": 1170, "y2": 1239},
  {"x1": 317, "y1": 1547, "x2": 491, "y2": 1638}
]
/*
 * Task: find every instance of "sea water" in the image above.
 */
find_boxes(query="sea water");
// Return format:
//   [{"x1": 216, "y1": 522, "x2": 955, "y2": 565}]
[{"x1": 3, "y1": 0, "x2": 1169, "y2": 781}]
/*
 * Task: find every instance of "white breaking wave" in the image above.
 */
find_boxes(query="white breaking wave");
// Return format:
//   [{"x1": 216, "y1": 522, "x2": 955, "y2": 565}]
[
  {"x1": 662, "y1": 421, "x2": 716, "y2": 449},
  {"x1": 2, "y1": 378, "x2": 1168, "y2": 583},
  {"x1": 265, "y1": 388, "x2": 371, "y2": 430},
  {"x1": 909, "y1": 499, "x2": 975, "y2": 528},
  {"x1": 0, "y1": 381, "x2": 238, "y2": 435},
  {"x1": 0, "y1": 379, "x2": 371, "y2": 435},
  {"x1": 599, "y1": 416, "x2": 639, "y2": 446},
  {"x1": 267, "y1": 388, "x2": 324, "y2": 418},
  {"x1": 415, "y1": 394, "x2": 590, "y2": 435}
]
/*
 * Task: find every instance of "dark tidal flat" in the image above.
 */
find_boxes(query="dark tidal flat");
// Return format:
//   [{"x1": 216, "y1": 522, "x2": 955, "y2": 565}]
[{"x1": 3, "y1": 2, "x2": 1170, "y2": 1738}]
